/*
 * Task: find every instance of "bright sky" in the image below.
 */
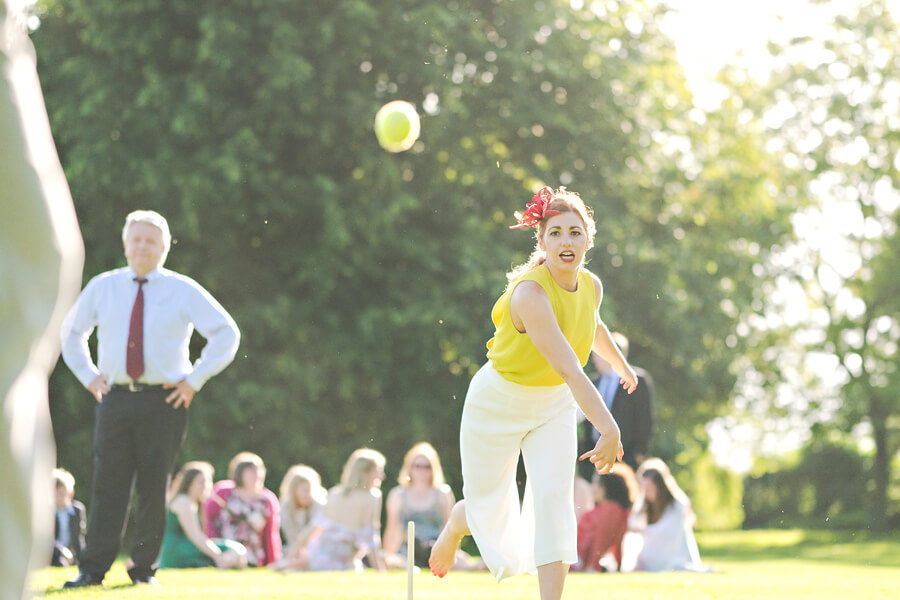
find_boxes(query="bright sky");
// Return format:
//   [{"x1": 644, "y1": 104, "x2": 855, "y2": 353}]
[
  {"x1": 662, "y1": 0, "x2": 833, "y2": 108},
  {"x1": 663, "y1": 0, "x2": 900, "y2": 101}
]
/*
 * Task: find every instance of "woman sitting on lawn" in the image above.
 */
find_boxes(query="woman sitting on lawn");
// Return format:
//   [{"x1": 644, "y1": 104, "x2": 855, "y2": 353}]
[
  {"x1": 628, "y1": 458, "x2": 706, "y2": 572},
  {"x1": 304, "y1": 448, "x2": 387, "y2": 572},
  {"x1": 383, "y1": 442, "x2": 483, "y2": 571},
  {"x1": 574, "y1": 467, "x2": 634, "y2": 572},
  {"x1": 204, "y1": 452, "x2": 281, "y2": 566},
  {"x1": 159, "y1": 461, "x2": 247, "y2": 569},
  {"x1": 268, "y1": 464, "x2": 327, "y2": 571}
]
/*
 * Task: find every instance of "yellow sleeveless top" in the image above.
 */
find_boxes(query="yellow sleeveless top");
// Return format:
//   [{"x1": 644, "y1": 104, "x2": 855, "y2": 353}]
[{"x1": 486, "y1": 266, "x2": 597, "y2": 387}]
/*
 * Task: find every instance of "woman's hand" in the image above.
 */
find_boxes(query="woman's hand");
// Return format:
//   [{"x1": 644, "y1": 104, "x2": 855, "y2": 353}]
[
  {"x1": 214, "y1": 548, "x2": 243, "y2": 569},
  {"x1": 579, "y1": 431, "x2": 623, "y2": 474},
  {"x1": 212, "y1": 552, "x2": 229, "y2": 569},
  {"x1": 619, "y1": 365, "x2": 638, "y2": 394}
]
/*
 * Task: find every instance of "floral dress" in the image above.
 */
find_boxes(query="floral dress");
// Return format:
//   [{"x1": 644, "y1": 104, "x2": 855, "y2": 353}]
[
  {"x1": 305, "y1": 513, "x2": 378, "y2": 572},
  {"x1": 217, "y1": 493, "x2": 271, "y2": 566},
  {"x1": 280, "y1": 499, "x2": 323, "y2": 555}
]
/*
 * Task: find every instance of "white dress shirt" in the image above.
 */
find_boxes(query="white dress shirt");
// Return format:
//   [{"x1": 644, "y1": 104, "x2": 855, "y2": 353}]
[{"x1": 60, "y1": 266, "x2": 240, "y2": 391}]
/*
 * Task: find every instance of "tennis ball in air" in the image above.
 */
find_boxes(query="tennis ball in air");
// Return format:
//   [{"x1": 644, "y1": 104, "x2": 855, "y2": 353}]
[{"x1": 374, "y1": 100, "x2": 420, "y2": 153}]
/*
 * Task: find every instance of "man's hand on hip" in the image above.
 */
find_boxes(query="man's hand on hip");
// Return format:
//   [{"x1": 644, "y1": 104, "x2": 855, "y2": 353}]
[
  {"x1": 87, "y1": 375, "x2": 110, "y2": 402},
  {"x1": 164, "y1": 380, "x2": 195, "y2": 409}
]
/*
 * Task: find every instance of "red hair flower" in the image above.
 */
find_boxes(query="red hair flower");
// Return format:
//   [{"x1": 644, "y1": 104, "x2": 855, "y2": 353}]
[{"x1": 509, "y1": 186, "x2": 560, "y2": 229}]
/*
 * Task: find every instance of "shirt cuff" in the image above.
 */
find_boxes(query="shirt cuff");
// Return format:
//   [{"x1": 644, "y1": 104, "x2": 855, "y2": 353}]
[
  {"x1": 185, "y1": 372, "x2": 206, "y2": 392},
  {"x1": 76, "y1": 366, "x2": 101, "y2": 389}
]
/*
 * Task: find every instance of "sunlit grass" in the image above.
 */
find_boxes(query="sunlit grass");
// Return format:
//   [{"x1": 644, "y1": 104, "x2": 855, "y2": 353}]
[{"x1": 29, "y1": 529, "x2": 900, "y2": 600}]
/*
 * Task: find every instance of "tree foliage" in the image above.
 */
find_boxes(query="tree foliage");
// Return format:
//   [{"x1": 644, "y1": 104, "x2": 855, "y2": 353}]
[
  {"x1": 743, "y1": 433, "x2": 871, "y2": 529},
  {"x1": 35, "y1": 0, "x2": 795, "y2": 511},
  {"x1": 729, "y1": 0, "x2": 900, "y2": 528}
]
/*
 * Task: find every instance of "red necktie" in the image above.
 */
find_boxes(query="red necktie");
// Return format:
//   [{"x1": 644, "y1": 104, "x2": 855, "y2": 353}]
[{"x1": 126, "y1": 278, "x2": 147, "y2": 382}]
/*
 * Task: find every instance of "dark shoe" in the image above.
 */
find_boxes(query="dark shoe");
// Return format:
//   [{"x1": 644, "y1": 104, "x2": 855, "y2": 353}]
[
  {"x1": 62, "y1": 571, "x2": 103, "y2": 588},
  {"x1": 128, "y1": 567, "x2": 160, "y2": 586},
  {"x1": 131, "y1": 575, "x2": 160, "y2": 586}
]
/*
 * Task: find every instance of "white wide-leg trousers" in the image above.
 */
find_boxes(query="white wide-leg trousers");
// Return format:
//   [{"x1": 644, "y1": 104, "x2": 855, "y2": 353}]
[{"x1": 460, "y1": 362, "x2": 578, "y2": 582}]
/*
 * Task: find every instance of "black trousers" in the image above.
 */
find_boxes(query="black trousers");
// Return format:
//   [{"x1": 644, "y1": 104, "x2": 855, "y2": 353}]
[{"x1": 79, "y1": 388, "x2": 187, "y2": 579}]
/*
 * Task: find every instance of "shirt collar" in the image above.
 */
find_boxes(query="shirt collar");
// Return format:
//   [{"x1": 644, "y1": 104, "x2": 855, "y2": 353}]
[{"x1": 127, "y1": 266, "x2": 162, "y2": 282}]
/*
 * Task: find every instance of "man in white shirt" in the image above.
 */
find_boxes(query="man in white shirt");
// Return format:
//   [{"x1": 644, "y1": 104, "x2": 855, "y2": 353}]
[{"x1": 60, "y1": 210, "x2": 240, "y2": 587}]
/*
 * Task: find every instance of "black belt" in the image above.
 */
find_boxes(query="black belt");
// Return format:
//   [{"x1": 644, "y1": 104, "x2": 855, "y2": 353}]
[{"x1": 111, "y1": 383, "x2": 166, "y2": 392}]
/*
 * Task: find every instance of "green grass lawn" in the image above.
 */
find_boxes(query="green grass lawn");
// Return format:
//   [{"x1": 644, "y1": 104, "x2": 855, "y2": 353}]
[{"x1": 29, "y1": 529, "x2": 900, "y2": 600}]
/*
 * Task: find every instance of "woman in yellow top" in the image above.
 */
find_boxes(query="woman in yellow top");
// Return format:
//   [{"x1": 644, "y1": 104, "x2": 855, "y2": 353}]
[{"x1": 429, "y1": 187, "x2": 638, "y2": 600}]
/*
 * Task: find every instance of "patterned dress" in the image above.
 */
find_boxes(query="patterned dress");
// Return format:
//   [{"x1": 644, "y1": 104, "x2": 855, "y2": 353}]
[
  {"x1": 280, "y1": 499, "x2": 323, "y2": 556},
  {"x1": 217, "y1": 493, "x2": 271, "y2": 566},
  {"x1": 305, "y1": 513, "x2": 378, "y2": 572}
]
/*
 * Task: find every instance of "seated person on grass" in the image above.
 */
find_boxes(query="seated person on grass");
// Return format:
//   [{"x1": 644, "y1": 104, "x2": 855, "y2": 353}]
[
  {"x1": 51, "y1": 468, "x2": 86, "y2": 567},
  {"x1": 159, "y1": 461, "x2": 247, "y2": 569}
]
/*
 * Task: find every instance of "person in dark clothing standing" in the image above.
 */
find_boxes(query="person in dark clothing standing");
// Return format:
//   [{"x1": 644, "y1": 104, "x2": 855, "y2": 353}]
[
  {"x1": 60, "y1": 210, "x2": 240, "y2": 587},
  {"x1": 581, "y1": 332, "x2": 655, "y2": 474}
]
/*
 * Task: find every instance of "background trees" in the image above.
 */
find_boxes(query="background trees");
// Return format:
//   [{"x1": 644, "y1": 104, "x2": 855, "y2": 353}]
[{"x1": 717, "y1": 0, "x2": 900, "y2": 529}]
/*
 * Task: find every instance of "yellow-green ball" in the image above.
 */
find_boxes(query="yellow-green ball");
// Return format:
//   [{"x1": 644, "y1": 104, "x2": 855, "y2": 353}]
[
  {"x1": 374, "y1": 100, "x2": 420, "y2": 153},
  {"x1": 381, "y1": 110, "x2": 411, "y2": 143}
]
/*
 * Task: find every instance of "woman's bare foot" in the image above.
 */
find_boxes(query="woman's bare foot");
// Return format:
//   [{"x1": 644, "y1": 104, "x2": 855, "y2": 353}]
[
  {"x1": 429, "y1": 500, "x2": 468, "y2": 578},
  {"x1": 429, "y1": 527, "x2": 462, "y2": 578}
]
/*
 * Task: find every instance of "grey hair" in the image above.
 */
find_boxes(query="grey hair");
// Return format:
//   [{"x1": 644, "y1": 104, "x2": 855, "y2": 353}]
[{"x1": 122, "y1": 210, "x2": 171, "y2": 266}]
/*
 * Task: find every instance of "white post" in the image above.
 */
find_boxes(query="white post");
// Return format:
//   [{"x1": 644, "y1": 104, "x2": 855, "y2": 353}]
[{"x1": 407, "y1": 520, "x2": 415, "y2": 600}]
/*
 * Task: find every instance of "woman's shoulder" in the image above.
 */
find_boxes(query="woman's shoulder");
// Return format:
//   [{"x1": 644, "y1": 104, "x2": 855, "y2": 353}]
[
  {"x1": 387, "y1": 484, "x2": 406, "y2": 498},
  {"x1": 263, "y1": 487, "x2": 279, "y2": 504},
  {"x1": 279, "y1": 498, "x2": 297, "y2": 517},
  {"x1": 583, "y1": 269, "x2": 602, "y2": 304},
  {"x1": 211, "y1": 479, "x2": 235, "y2": 496},
  {"x1": 604, "y1": 500, "x2": 630, "y2": 517},
  {"x1": 588, "y1": 499, "x2": 628, "y2": 517},
  {"x1": 509, "y1": 278, "x2": 550, "y2": 307},
  {"x1": 168, "y1": 494, "x2": 195, "y2": 515},
  {"x1": 657, "y1": 499, "x2": 690, "y2": 524},
  {"x1": 669, "y1": 499, "x2": 691, "y2": 517},
  {"x1": 332, "y1": 486, "x2": 381, "y2": 501},
  {"x1": 385, "y1": 485, "x2": 405, "y2": 507}
]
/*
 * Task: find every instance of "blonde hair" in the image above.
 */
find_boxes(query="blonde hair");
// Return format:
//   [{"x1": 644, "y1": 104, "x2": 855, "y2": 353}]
[
  {"x1": 339, "y1": 448, "x2": 385, "y2": 496},
  {"x1": 506, "y1": 187, "x2": 596, "y2": 287},
  {"x1": 279, "y1": 464, "x2": 327, "y2": 507},
  {"x1": 396, "y1": 442, "x2": 446, "y2": 488},
  {"x1": 122, "y1": 210, "x2": 172, "y2": 266},
  {"x1": 53, "y1": 468, "x2": 76, "y2": 493}
]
